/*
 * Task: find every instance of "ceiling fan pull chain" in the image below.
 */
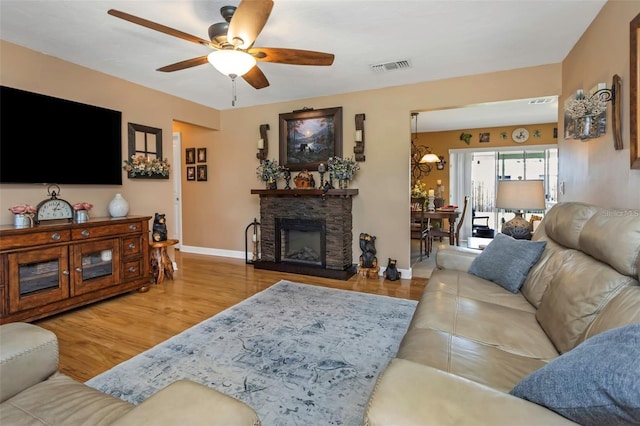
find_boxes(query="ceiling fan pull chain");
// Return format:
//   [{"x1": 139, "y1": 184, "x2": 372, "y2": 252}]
[{"x1": 230, "y1": 73, "x2": 238, "y2": 107}]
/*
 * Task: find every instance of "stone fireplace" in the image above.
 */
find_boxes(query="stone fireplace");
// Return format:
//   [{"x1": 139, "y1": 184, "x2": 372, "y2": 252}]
[{"x1": 251, "y1": 188, "x2": 357, "y2": 280}]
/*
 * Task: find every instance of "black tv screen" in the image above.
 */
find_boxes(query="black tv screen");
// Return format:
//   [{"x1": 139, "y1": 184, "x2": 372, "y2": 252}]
[{"x1": 0, "y1": 86, "x2": 122, "y2": 185}]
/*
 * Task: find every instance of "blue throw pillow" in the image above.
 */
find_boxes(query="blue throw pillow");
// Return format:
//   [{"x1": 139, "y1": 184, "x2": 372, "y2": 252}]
[
  {"x1": 510, "y1": 323, "x2": 640, "y2": 425},
  {"x1": 467, "y1": 233, "x2": 546, "y2": 293}
]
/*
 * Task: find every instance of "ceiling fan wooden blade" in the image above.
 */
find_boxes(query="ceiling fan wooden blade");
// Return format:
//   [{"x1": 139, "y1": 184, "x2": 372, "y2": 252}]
[
  {"x1": 227, "y1": 0, "x2": 274, "y2": 50},
  {"x1": 242, "y1": 66, "x2": 270, "y2": 90},
  {"x1": 248, "y1": 47, "x2": 335, "y2": 66},
  {"x1": 108, "y1": 9, "x2": 213, "y2": 48},
  {"x1": 157, "y1": 56, "x2": 209, "y2": 72}
]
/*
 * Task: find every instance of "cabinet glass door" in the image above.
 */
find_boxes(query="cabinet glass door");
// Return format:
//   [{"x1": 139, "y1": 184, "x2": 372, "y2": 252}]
[
  {"x1": 72, "y1": 239, "x2": 121, "y2": 296},
  {"x1": 8, "y1": 246, "x2": 70, "y2": 313}
]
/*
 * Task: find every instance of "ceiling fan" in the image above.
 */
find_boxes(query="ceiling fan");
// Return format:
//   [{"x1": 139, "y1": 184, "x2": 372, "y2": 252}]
[{"x1": 107, "y1": 0, "x2": 335, "y2": 96}]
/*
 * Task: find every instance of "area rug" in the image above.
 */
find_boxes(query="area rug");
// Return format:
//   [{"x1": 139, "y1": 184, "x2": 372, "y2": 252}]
[{"x1": 86, "y1": 280, "x2": 417, "y2": 425}]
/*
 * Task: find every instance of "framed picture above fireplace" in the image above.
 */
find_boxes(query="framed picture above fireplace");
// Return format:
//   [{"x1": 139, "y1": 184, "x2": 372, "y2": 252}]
[{"x1": 279, "y1": 107, "x2": 343, "y2": 171}]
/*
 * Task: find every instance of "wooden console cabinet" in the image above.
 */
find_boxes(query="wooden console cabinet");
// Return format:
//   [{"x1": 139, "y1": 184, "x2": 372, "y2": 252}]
[{"x1": 0, "y1": 216, "x2": 152, "y2": 324}]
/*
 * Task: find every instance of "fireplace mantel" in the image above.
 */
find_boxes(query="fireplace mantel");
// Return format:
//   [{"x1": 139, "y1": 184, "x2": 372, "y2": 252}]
[{"x1": 251, "y1": 189, "x2": 358, "y2": 197}]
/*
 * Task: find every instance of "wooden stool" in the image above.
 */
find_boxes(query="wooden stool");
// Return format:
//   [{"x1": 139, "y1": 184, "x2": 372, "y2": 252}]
[{"x1": 149, "y1": 239, "x2": 178, "y2": 285}]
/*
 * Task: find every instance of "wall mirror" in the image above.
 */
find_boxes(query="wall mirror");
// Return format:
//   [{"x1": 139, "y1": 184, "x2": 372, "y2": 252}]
[
  {"x1": 128, "y1": 123, "x2": 163, "y2": 161},
  {"x1": 631, "y1": 13, "x2": 640, "y2": 169}
]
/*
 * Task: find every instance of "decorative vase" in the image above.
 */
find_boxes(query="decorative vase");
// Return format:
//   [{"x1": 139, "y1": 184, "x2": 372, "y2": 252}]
[
  {"x1": 338, "y1": 179, "x2": 349, "y2": 189},
  {"x1": 108, "y1": 193, "x2": 129, "y2": 218},
  {"x1": 574, "y1": 115, "x2": 597, "y2": 140},
  {"x1": 266, "y1": 179, "x2": 277, "y2": 190},
  {"x1": 13, "y1": 213, "x2": 33, "y2": 228},
  {"x1": 75, "y1": 210, "x2": 89, "y2": 223}
]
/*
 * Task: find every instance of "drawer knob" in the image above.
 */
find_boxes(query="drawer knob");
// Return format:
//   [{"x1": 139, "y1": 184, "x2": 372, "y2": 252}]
[
  {"x1": 129, "y1": 266, "x2": 137, "y2": 272},
  {"x1": 128, "y1": 243, "x2": 136, "y2": 250},
  {"x1": 129, "y1": 224, "x2": 137, "y2": 231},
  {"x1": 51, "y1": 233, "x2": 61, "y2": 241},
  {"x1": 81, "y1": 230, "x2": 90, "y2": 237},
  {"x1": 63, "y1": 270, "x2": 70, "y2": 275},
  {"x1": 75, "y1": 267, "x2": 82, "y2": 272}
]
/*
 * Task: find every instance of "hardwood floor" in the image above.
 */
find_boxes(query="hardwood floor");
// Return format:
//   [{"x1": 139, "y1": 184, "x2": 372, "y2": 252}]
[{"x1": 35, "y1": 251, "x2": 427, "y2": 383}]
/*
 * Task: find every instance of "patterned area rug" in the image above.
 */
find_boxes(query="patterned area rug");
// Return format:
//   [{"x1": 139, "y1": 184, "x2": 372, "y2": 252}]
[{"x1": 86, "y1": 280, "x2": 417, "y2": 425}]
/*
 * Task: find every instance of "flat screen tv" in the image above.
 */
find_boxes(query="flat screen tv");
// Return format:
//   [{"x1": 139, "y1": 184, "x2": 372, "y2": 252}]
[{"x1": 0, "y1": 86, "x2": 123, "y2": 185}]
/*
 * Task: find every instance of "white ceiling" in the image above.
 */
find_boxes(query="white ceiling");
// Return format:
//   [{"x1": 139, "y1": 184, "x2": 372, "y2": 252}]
[{"x1": 0, "y1": 0, "x2": 605, "y2": 131}]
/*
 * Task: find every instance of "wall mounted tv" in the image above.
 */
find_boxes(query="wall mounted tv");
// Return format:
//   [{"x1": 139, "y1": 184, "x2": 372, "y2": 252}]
[{"x1": 0, "y1": 86, "x2": 123, "y2": 185}]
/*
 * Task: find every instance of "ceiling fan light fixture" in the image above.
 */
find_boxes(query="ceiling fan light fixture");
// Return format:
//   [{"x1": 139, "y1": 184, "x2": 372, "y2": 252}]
[{"x1": 207, "y1": 50, "x2": 256, "y2": 77}]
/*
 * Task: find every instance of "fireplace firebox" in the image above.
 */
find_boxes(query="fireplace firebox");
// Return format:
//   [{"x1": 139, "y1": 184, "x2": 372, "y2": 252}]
[{"x1": 276, "y1": 218, "x2": 326, "y2": 267}]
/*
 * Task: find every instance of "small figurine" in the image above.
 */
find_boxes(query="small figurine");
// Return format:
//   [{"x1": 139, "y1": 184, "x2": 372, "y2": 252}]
[
  {"x1": 152, "y1": 213, "x2": 168, "y2": 242},
  {"x1": 384, "y1": 258, "x2": 400, "y2": 281},
  {"x1": 358, "y1": 232, "x2": 377, "y2": 268}
]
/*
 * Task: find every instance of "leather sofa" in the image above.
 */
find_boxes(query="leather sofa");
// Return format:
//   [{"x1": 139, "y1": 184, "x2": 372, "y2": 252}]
[
  {"x1": 365, "y1": 202, "x2": 640, "y2": 425},
  {"x1": 0, "y1": 322, "x2": 261, "y2": 425}
]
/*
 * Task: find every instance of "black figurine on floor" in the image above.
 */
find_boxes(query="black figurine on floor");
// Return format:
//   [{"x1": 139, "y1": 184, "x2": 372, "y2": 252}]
[
  {"x1": 152, "y1": 213, "x2": 167, "y2": 242},
  {"x1": 359, "y1": 233, "x2": 377, "y2": 268},
  {"x1": 384, "y1": 258, "x2": 400, "y2": 281}
]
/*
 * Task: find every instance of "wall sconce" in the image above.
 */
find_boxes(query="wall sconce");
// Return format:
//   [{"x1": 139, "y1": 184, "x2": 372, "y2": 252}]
[
  {"x1": 353, "y1": 113, "x2": 366, "y2": 161},
  {"x1": 565, "y1": 75, "x2": 621, "y2": 147},
  {"x1": 436, "y1": 156, "x2": 447, "y2": 170},
  {"x1": 256, "y1": 123, "x2": 270, "y2": 161}
]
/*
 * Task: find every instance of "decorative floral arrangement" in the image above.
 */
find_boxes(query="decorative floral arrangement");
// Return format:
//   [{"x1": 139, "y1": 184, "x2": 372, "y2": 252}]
[
  {"x1": 256, "y1": 159, "x2": 284, "y2": 182},
  {"x1": 8, "y1": 204, "x2": 36, "y2": 215},
  {"x1": 123, "y1": 155, "x2": 171, "y2": 177},
  {"x1": 411, "y1": 181, "x2": 428, "y2": 198},
  {"x1": 565, "y1": 95, "x2": 607, "y2": 119},
  {"x1": 328, "y1": 156, "x2": 360, "y2": 180},
  {"x1": 73, "y1": 202, "x2": 93, "y2": 211}
]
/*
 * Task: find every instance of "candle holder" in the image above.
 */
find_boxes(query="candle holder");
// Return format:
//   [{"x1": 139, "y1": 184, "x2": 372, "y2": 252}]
[
  {"x1": 427, "y1": 195, "x2": 435, "y2": 212},
  {"x1": 256, "y1": 124, "x2": 270, "y2": 161},
  {"x1": 284, "y1": 169, "x2": 292, "y2": 189},
  {"x1": 318, "y1": 163, "x2": 326, "y2": 188}
]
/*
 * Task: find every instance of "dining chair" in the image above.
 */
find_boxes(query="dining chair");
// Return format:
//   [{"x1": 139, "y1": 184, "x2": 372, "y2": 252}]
[
  {"x1": 427, "y1": 195, "x2": 469, "y2": 251},
  {"x1": 410, "y1": 197, "x2": 430, "y2": 260}
]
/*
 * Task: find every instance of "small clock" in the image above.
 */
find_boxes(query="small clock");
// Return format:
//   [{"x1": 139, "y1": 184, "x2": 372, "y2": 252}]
[
  {"x1": 35, "y1": 185, "x2": 74, "y2": 224},
  {"x1": 512, "y1": 128, "x2": 530, "y2": 143}
]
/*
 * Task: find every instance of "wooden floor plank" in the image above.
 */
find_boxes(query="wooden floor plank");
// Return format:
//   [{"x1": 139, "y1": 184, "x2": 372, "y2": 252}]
[{"x1": 35, "y1": 251, "x2": 427, "y2": 382}]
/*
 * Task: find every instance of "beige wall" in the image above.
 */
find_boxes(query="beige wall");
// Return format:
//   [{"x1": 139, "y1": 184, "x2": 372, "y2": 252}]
[
  {"x1": 560, "y1": 1, "x2": 640, "y2": 208},
  {"x1": 0, "y1": 39, "x2": 563, "y2": 273}
]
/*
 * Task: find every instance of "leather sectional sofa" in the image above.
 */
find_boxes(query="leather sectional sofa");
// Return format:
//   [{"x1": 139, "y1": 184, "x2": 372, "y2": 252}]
[
  {"x1": 365, "y1": 202, "x2": 640, "y2": 425},
  {"x1": 0, "y1": 322, "x2": 261, "y2": 425}
]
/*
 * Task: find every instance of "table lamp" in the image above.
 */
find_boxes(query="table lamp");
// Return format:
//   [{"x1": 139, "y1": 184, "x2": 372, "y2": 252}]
[{"x1": 496, "y1": 180, "x2": 546, "y2": 239}]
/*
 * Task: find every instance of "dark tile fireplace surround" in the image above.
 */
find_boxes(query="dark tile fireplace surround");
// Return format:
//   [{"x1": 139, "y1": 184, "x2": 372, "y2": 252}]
[{"x1": 251, "y1": 189, "x2": 358, "y2": 280}]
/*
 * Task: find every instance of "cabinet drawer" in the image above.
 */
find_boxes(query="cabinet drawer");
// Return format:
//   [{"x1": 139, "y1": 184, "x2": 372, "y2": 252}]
[
  {"x1": 1, "y1": 230, "x2": 71, "y2": 250},
  {"x1": 122, "y1": 236, "x2": 143, "y2": 257},
  {"x1": 123, "y1": 259, "x2": 143, "y2": 281},
  {"x1": 72, "y1": 221, "x2": 143, "y2": 240}
]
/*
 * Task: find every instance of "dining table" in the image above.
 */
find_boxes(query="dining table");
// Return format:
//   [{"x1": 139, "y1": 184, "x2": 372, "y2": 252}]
[{"x1": 411, "y1": 208, "x2": 461, "y2": 245}]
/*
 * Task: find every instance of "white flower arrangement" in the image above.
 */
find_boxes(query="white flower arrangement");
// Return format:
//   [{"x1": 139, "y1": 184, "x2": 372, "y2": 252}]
[
  {"x1": 123, "y1": 155, "x2": 171, "y2": 177},
  {"x1": 256, "y1": 159, "x2": 284, "y2": 182},
  {"x1": 411, "y1": 181, "x2": 428, "y2": 198},
  {"x1": 565, "y1": 95, "x2": 607, "y2": 119},
  {"x1": 328, "y1": 156, "x2": 360, "y2": 180}
]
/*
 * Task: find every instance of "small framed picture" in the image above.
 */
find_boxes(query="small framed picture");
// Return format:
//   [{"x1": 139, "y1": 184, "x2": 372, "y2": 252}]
[
  {"x1": 197, "y1": 165, "x2": 208, "y2": 181},
  {"x1": 479, "y1": 132, "x2": 490, "y2": 143},
  {"x1": 185, "y1": 148, "x2": 196, "y2": 164},
  {"x1": 197, "y1": 148, "x2": 207, "y2": 163},
  {"x1": 187, "y1": 166, "x2": 195, "y2": 181}
]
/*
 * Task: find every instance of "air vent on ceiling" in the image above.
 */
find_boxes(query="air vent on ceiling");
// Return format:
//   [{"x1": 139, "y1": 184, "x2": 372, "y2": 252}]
[
  {"x1": 528, "y1": 97, "x2": 555, "y2": 105},
  {"x1": 370, "y1": 59, "x2": 412, "y2": 73}
]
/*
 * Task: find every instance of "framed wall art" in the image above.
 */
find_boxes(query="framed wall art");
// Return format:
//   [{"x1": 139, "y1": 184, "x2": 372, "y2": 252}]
[
  {"x1": 197, "y1": 147, "x2": 207, "y2": 163},
  {"x1": 279, "y1": 107, "x2": 342, "y2": 171},
  {"x1": 187, "y1": 166, "x2": 195, "y2": 181},
  {"x1": 197, "y1": 165, "x2": 207, "y2": 181},
  {"x1": 185, "y1": 148, "x2": 196, "y2": 164}
]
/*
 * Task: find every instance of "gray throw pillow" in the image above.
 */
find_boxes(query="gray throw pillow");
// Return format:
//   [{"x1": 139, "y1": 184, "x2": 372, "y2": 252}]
[
  {"x1": 468, "y1": 233, "x2": 546, "y2": 293},
  {"x1": 510, "y1": 323, "x2": 640, "y2": 425}
]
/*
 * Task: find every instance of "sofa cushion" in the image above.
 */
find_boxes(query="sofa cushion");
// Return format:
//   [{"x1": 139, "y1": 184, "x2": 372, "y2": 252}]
[
  {"x1": 542, "y1": 202, "x2": 598, "y2": 250},
  {"x1": 510, "y1": 323, "x2": 640, "y2": 426},
  {"x1": 536, "y1": 251, "x2": 637, "y2": 353},
  {"x1": 468, "y1": 233, "x2": 546, "y2": 293},
  {"x1": 581, "y1": 286, "x2": 640, "y2": 342}
]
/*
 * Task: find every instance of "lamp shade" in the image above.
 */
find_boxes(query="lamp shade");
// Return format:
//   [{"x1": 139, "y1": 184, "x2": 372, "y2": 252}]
[
  {"x1": 207, "y1": 50, "x2": 256, "y2": 77},
  {"x1": 420, "y1": 153, "x2": 441, "y2": 163},
  {"x1": 496, "y1": 180, "x2": 546, "y2": 210}
]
